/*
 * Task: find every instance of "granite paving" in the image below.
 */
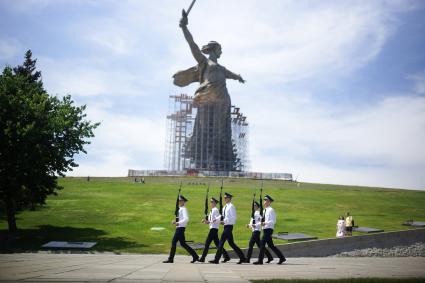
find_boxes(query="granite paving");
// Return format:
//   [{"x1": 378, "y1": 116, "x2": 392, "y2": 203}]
[{"x1": 0, "y1": 253, "x2": 424, "y2": 282}]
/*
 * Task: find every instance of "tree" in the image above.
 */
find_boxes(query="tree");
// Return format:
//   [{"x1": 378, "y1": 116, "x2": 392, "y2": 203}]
[{"x1": 0, "y1": 50, "x2": 99, "y2": 232}]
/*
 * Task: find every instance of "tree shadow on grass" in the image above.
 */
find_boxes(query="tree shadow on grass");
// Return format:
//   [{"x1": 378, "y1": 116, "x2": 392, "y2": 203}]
[{"x1": 0, "y1": 225, "x2": 147, "y2": 253}]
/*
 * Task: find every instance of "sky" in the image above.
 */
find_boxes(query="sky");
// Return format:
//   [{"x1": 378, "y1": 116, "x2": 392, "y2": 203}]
[{"x1": 1, "y1": 0, "x2": 424, "y2": 190}]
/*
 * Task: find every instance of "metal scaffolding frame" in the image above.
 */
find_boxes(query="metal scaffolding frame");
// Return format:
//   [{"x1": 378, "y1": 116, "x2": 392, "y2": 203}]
[
  {"x1": 164, "y1": 94, "x2": 249, "y2": 172},
  {"x1": 164, "y1": 94, "x2": 194, "y2": 171},
  {"x1": 231, "y1": 106, "x2": 249, "y2": 172}
]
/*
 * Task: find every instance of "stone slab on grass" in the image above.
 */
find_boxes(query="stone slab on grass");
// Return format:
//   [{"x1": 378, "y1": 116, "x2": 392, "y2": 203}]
[
  {"x1": 403, "y1": 221, "x2": 425, "y2": 227},
  {"x1": 273, "y1": 233, "x2": 318, "y2": 241},
  {"x1": 42, "y1": 241, "x2": 97, "y2": 249},
  {"x1": 353, "y1": 227, "x2": 384, "y2": 233}
]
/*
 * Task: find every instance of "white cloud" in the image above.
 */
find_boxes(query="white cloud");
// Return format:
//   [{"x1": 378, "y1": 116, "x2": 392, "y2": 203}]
[
  {"x1": 248, "y1": 91, "x2": 425, "y2": 189},
  {"x1": 38, "y1": 57, "x2": 146, "y2": 97},
  {"x1": 408, "y1": 71, "x2": 425, "y2": 95},
  {"x1": 83, "y1": 23, "x2": 137, "y2": 56},
  {"x1": 0, "y1": 37, "x2": 21, "y2": 60},
  {"x1": 67, "y1": 101, "x2": 165, "y2": 177}
]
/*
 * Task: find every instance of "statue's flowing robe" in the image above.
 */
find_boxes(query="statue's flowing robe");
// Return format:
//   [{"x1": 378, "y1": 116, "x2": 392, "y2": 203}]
[{"x1": 173, "y1": 60, "x2": 235, "y2": 171}]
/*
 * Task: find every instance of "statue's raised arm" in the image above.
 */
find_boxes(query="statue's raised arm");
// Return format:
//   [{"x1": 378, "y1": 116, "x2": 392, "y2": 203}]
[{"x1": 180, "y1": 10, "x2": 205, "y2": 64}]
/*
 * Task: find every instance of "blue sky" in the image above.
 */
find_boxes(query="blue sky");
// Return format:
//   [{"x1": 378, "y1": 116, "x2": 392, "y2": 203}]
[{"x1": 1, "y1": 0, "x2": 424, "y2": 189}]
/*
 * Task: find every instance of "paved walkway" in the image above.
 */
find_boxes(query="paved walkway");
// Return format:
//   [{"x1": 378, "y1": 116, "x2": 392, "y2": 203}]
[{"x1": 0, "y1": 253, "x2": 424, "y2": 282}]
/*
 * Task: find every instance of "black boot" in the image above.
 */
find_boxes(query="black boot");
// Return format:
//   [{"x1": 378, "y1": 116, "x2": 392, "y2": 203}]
[
  {"x1": 221, "y1": 257, "x2": 230, "y2": 263},
  {"x1": 266, "y1": 257, "x2": 274, "y2": 263},
  {"x1": 163, "y1": 259, "x2": 173, "y2": 263},
  {"x1": 209, "y1": 260, "x2": 219, "y2": 264},
  {"x1": 253, "y1": 261, "x2": 263, "y2": 265},
  {"x1": 277, "y1": 257, "x2": 286, "y2": 264}
]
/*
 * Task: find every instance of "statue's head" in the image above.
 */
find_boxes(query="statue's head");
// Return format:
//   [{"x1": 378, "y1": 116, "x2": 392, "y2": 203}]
[{"x1": 201, "y1": 41, "x2": 222, "y2": 58}]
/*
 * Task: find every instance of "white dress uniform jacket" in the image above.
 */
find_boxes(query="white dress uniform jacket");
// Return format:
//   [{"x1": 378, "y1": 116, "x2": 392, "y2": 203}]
[
  {"x1": 223, "y1": 203, "x2": 237, "y2": 225},
  {"x1": 249, "y1": 210, "x2": 262, "y2": 231},
  {"x1": 177, "y1": 206, "x2": 189, "y2": 227},
  {"x1": 263, "y1": 206, "x2": 276, "y2": 229},
  {"x1": 209, "y1": 207, "x2": 221, "y2": 229}
]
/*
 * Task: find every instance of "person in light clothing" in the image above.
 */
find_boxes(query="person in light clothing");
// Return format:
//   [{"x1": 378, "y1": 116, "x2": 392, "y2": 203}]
[
  {"x1": 209, "y1": 192, "x2": 246, "y2": 264},
  {"x1": 163, "y1": 195, "x2": 199, "y2": 263},
  {"x1": 336, "y1": 215, "x2": 346, "y2": 238},
  {"x1": 246, "y1": 201, "x2": 273, "y2": 263},
  {"x1": 345, "y1": 212, "x2": 354, "y2": 236},
  {"x1": 253, "y1": 194, "x2": 286, "y2": 265},
  {"x1": 199, "y1": 197, "x2": 230, "y2": 262}
]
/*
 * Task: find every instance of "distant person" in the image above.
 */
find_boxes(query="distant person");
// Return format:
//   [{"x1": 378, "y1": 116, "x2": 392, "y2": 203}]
[
  {"x1": 246, "y1": 201, "x2": 273, "y2": 263},
  {"x1": 253, "y1": 195, "x2": 286, "y2": 265},
  {"x1": 209, "y1": 192, "x2": 246, "y2": 264},
  {"x1": 163, "y1": 195, "x2": 199, "y2": 263},
  {"x1": 87, "y1": 176, "x2": 90, "y2": 182},
  {"x1": 345, "y1": 212, "x2": 354, "y2": 236},
  {"x1": 336, "y1": 216, "x2": 346, "y2": 238},
  {"x1": 141, "y1": 177, "x2": 145, "y2": 184},
  {"x1": 199, "y1": 197, "x2": 230, "y2": 263}
]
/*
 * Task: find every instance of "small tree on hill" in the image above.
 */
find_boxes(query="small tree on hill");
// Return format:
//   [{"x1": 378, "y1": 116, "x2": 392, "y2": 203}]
[{"x1": 0, "y1": 50, "x2": 99, "y2": 232}]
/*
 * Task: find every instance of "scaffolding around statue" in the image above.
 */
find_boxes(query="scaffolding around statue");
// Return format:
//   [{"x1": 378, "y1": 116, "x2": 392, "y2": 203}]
[{"x1": 164, "y1": 94, "x2": 249, "y2": 172}]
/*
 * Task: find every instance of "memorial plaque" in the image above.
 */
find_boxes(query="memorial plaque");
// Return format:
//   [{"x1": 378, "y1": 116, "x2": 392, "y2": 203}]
[
  {"x1": 403, "y1": 221, "x2": 425, "y2": 227},
  {"x1": 273, "y1": 233, "x2": 317, "y2": 241},
  {"x1": 42, "y1": 241, "x2": 97, "y2": 249},
  {"x1": 411, "y1": 221, "x2": 425, "y2": 227},
  {"x1": 353, "y1": 227, "x2": 384, "y2": 233}
]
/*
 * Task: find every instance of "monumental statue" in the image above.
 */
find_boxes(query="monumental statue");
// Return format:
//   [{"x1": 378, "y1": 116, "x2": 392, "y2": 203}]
[{"x1": 173, "y1": 5, "x2": 246, "y2": 171}]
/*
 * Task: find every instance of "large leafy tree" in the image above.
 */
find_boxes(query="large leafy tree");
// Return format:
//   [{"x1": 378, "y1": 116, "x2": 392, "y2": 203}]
[{"x1": 0, "y1": 50, "x2": 99, "y2": 232}]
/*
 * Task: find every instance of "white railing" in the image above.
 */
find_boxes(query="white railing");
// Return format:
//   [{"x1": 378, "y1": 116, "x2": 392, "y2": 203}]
[{"x1": 128, "y1": 169, "x2": 292, "y2": 181}]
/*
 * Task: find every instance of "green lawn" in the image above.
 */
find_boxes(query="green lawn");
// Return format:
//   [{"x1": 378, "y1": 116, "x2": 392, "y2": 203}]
[{"x1": 1, "y1": 177, "x2": 424, "y2": 254}]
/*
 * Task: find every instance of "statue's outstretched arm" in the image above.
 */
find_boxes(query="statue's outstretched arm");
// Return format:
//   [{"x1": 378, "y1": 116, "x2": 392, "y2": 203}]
[
  {"x1": 180, "y1": 12, "x2": 205, "y2": 64},
  {"x1": 225, "y1": 68, "x2": 245, "y2": 83}
]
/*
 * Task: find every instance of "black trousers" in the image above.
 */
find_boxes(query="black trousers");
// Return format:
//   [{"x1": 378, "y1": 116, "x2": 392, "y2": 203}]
[
  {"x1": 258, "y1": 228, "x2": 285, "y2": 262},
  {"x1": 246, "y1": 230, "x2": 273, "y2": 261},
  {"x1": 200, "y1": 228, "x2": 230, "y2": 260},
  {"x1": 168, "y1": 227, "x2": 198, "y2": 260},
  {"x1": 214, "y1": 225, "x2": 246, "y2": 261}
]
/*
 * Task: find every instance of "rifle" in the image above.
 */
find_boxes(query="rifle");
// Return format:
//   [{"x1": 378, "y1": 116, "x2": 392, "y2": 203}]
[
  {"x1": 175, "y1": 181, "x2": 182, "y2": 222},
  {"x1": 204, "y1": 183, "x2": 210, "y2": 220},
  {"x1": 259, "y1": 180, "x2": 264, "y2": 223},
  {"x1": 251, "y1": 190, "x2": 257, "y2": 225},
  {"x1": 219, "y1": 178, "x2": 224, "y2": 221}
]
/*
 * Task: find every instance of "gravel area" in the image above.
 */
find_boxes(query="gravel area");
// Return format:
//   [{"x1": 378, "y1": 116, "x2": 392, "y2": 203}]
[{"x1": 332, "y1": 242, "x2": 425, "y2": 257}]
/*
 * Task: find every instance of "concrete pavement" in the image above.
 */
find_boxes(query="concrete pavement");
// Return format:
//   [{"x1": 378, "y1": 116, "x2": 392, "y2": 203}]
[{"x1": 0, "y1": 253, "x2": 424, "y2": 282}]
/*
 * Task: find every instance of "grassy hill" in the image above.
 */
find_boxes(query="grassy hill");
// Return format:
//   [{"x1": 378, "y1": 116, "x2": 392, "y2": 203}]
[{"x1": 1, "y1": 177, "x2": 424, "y2": 254}]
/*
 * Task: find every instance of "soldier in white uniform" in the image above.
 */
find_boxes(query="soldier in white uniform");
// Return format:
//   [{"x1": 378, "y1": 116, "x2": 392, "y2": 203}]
[
  {"x1": 199, "y1": 197, "x2": 230, "y2": 262},
  {"x1": 253, "y1": 195, "x2": 286, "y2": 265},
  {"x1": 209, "y1": 192, "x2": 246, "y2": 264},
  {"x1": 246, "y1": 201, "x2": 273, "y2": 263},
  {"x1": 163, "y1": 195, "x2": 199, "y2": 263}
]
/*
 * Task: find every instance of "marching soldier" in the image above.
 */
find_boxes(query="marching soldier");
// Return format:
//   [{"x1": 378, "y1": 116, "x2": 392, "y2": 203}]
[
  {"x1": 199, "y1": 197, "x2": 231, "y2": 262},
  {"x1": 246, "y1": 201, "x2": 273, "y2": 263},
  {"x1": 163, "y1": 195, "x2": 199, "y2": 263},
  {"x1": 253, "y1": 195, "x2": 286, "y2": 265},
  {"x1": 209, "y1": 192, "x2": 246, "y2": 264}
]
